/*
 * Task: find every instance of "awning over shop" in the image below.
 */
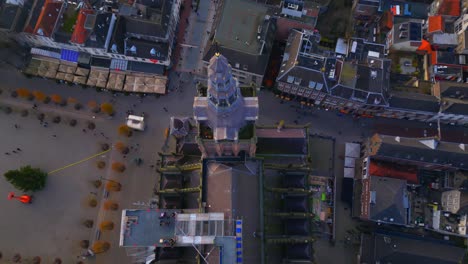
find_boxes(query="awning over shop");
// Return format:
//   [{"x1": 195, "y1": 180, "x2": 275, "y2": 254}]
[
  {"x1": 30, "y1": 48, "x2": 61, "y2": 59},
  {"x1": 123, "y1": 74, "x2": 167, "y2": 94},
  {"x1": 27, "y1": 57, "x2": 59, "y2": 78},
  {"x1": 87, "y1": 68, "x2": 109, "y2": 88},
  {"x1": 107, "y1": 72, "x2": 126, "y2": 91},
  {"x1": 73, "y1": 75, "x2": 87, "y2": 84},
  {"x1": 75, "y1": 67, "x2": 90, "y2": 77},
  {"x1": 61, "y1": 49, "x2": 79, "y2": 63},
  {"x1": 110, "y1": 59, "x2": 128, "y2": 71},
  {"x1": 58, "y1": 63, "x2": 77, "y2": 74}
]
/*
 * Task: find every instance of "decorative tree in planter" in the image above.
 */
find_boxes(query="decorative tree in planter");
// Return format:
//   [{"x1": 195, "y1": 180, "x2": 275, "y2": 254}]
[
  {"x1": 100, "y1": 102, "x2": 114, "y2": 115},
  {"x1": 96, "y1": 161, "x2": 106, "y2": 169},
  {"x1": 87, "y1": 101, "x2": 99, "y2": 113},
  {"x1": 101, "y1": 143, "x2": 110, "y2": 151},
  {"x1": 67, "y1": 97, "x2": 78, "y2": 105},
  {"x1": 16, "y1": 88, "x2": 30, "y2": 99},
  {"x1": 92, "y1": 180, "x2": 102, "y2": 188},
  {"x1": 111, "y1": 162, "x2": 126, "y2": 173},
  {"x1": 118, "y1": 124, "x2": 132, "y2": 137},
  {"x1": 103, "y1": 200, "x2": 119, "y2": 211},
  {"x1": 32, "y1": 256, "x2": 41, "y2": 264},
  {"x1": 99, "y1": 220, "x2": 114, "y2": 231},
  {"x1": 114, "y1": 142, "x2": 129, "y2": 154},
  {"x1": 91, "y1": 241, "x2": 110, "y2": 254},
  {"x1": 105, "y1": 181, "x2": 122, "y2": 192},
  {"x1": 80, "y1": 240, "x2": 89, "y2": 249},
  {"x1": 83, "y1": 219, "x2": 94, "y2": 228},
  {"x1": 51, "y1": 94, "x2": 63, "y2": 105},
  {"x1": 33, "y1": 91, "x2": 47, "y2": 102},
  {"x1": 53, "y1": 258, "x2": 62, "y2": 264},
  {"x1": 87, "y1": 122, "x2": 96, "y2": 130},
  {"x1": 88, "y1": 198, "x2": 97, "y2": 208}
]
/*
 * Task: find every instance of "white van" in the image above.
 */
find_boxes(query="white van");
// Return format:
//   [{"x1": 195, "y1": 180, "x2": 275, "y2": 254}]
[{"x1": 127, "y1": 115, "x2": 145, "y2": 131}]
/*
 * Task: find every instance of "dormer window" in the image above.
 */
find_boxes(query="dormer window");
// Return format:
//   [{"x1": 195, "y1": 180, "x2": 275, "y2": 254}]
[{"x1": 294, "y1": 77, "x2": 302, "y2": 85}]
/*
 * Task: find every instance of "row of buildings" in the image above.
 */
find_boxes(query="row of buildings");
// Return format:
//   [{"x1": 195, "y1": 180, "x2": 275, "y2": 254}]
[
  {"x1": 347, "y1": 132, "x2": 468, "y2": 263},
  {"x1": 0, "y1": 0, "x2": 322, "y2": 92},
  {"x1": 276, "y1": 0, "x2": 468, "y2": 125}
]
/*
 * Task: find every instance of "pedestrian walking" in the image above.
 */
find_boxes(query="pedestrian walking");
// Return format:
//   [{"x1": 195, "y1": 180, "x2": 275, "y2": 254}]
[
  {"x1": 52, "y1": 134, "x2": 57, "y2": 138},
  {"x1": 5, "y1": 152, "x2": 10, "y2": 155},
  {"x1": 14, "y1": 124, "x2": 18, "y2": 129},
  {"x1": 163, "y1": 107, "x2": 168, "y2": 112},
  {"x1": 16, "y1": 148, "x2": 21, "y2": 151},
  {"x1": 82, "y1": 129, "x2": 86, "y2": 133}
]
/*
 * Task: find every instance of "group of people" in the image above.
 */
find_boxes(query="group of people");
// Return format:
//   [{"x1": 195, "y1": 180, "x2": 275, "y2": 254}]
[{"x1": 5, "y1": 148, "x2": 22, "y2": 155}]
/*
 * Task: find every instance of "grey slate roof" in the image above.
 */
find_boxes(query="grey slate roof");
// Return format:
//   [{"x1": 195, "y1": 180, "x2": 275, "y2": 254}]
[
  {"x1": 277, "y1": 29, "x2": 337, "y2": 93},
  {"x1": 125, "y1": 38, "x2": 168, "y2": 60},
  {"x1": 360, "y1": 231, "x2": 466, "y2": 264},
  {"x1": 442, "y1": 103, "x2": 468, "y2": 115},
  {"x1": 85, "y1": 13, "x2": 114, "y2": 48},
  {"x1": 123, "y1": 0, "x2": 172, "y2": 39},
  {"x1": 369, "y1": 176, "x2": 409, "y2": 225},
  {"x1": 389, "y1": 92, "x2": 440, "y2": 113},
  {"x1": 347, "y1": 38, "x2": 385, "y2": 62},
  {"x1": 437, "y1": 81, "x2": 468, "y2": 100},
  {"x1": 373, "y1": 134, "x2": 468, "y2": 170},
  {"x1": 0, "y1": 3, "x2": 19, "y2": 30},
  {"x1": 203, "y1": 44, "x2": 269, "y2": 76}
]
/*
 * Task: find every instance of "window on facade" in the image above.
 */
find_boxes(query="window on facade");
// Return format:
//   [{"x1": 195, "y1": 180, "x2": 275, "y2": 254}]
[
  {"x1": 308, "y1": 81, "x2": 316, "y2": 89},
  {"x1": 252, "y1": 76, "x2": 257, "y2": 82},
  {"x1": 286, "y1": 76, "x2": 294, "y2": 83},
  {"x1": 228, "y1": 94, "x2": 236, "y2": 105},
  {"x1": 219, "y1": 99, "x2": 228, "y2": 107},
  {"x1": 209, "y1": 94, "x2": 218, "y2": 105}
]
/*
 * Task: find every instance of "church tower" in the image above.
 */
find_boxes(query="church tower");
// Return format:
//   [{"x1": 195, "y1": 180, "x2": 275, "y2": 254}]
[{"x1": 193, "y1": 53, "x2": 258, "y2": 157}]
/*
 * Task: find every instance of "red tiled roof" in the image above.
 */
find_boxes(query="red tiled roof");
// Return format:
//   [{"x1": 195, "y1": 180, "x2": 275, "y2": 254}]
[
  {"x1": 71, "y1": 9, "x2": 94, "y2": 44},
  {"x1": 381, "y1": 11, "x2": 393, "y2": 30},
  {"x1": 275, "y1": 16, "x2": 314, "y2": 41},
  {"x1": 33, "y1": 0, "x2": 63, "y2": 37},
  {"x1": 305, "y1": 8, "x2": 319, "y2": 17},
  {"x1": 369, "y1": 160, "x2": 418, "y2": 184},
  {"x1": 437, "y1": 0, "x2": 460, "y2": 17},
  {"x1": 428, "y1": 15, "x2": 444, "y2": 33}
]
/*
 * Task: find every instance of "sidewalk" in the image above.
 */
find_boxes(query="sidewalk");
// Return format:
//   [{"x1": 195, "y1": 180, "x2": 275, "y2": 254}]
[{"x1": 176, "y1": 0, "x2": 220, "y2": 72}]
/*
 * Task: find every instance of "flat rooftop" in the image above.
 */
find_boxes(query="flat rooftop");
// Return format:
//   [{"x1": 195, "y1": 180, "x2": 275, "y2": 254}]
[
  {"x1": 120, "y1": 209, "x2": 180, "y2": 247},
  {"x1": 215, "y1": 0, "x2": 269, "y2": 54}
]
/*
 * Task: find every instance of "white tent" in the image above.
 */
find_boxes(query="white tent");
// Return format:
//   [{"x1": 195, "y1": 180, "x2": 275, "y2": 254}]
[
  {"x1": 344, "y1": 167, "x2": 355, "y2": 179},
  {"x1": 345, "y1": 143, "x2": 360, "y2": 158}
]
